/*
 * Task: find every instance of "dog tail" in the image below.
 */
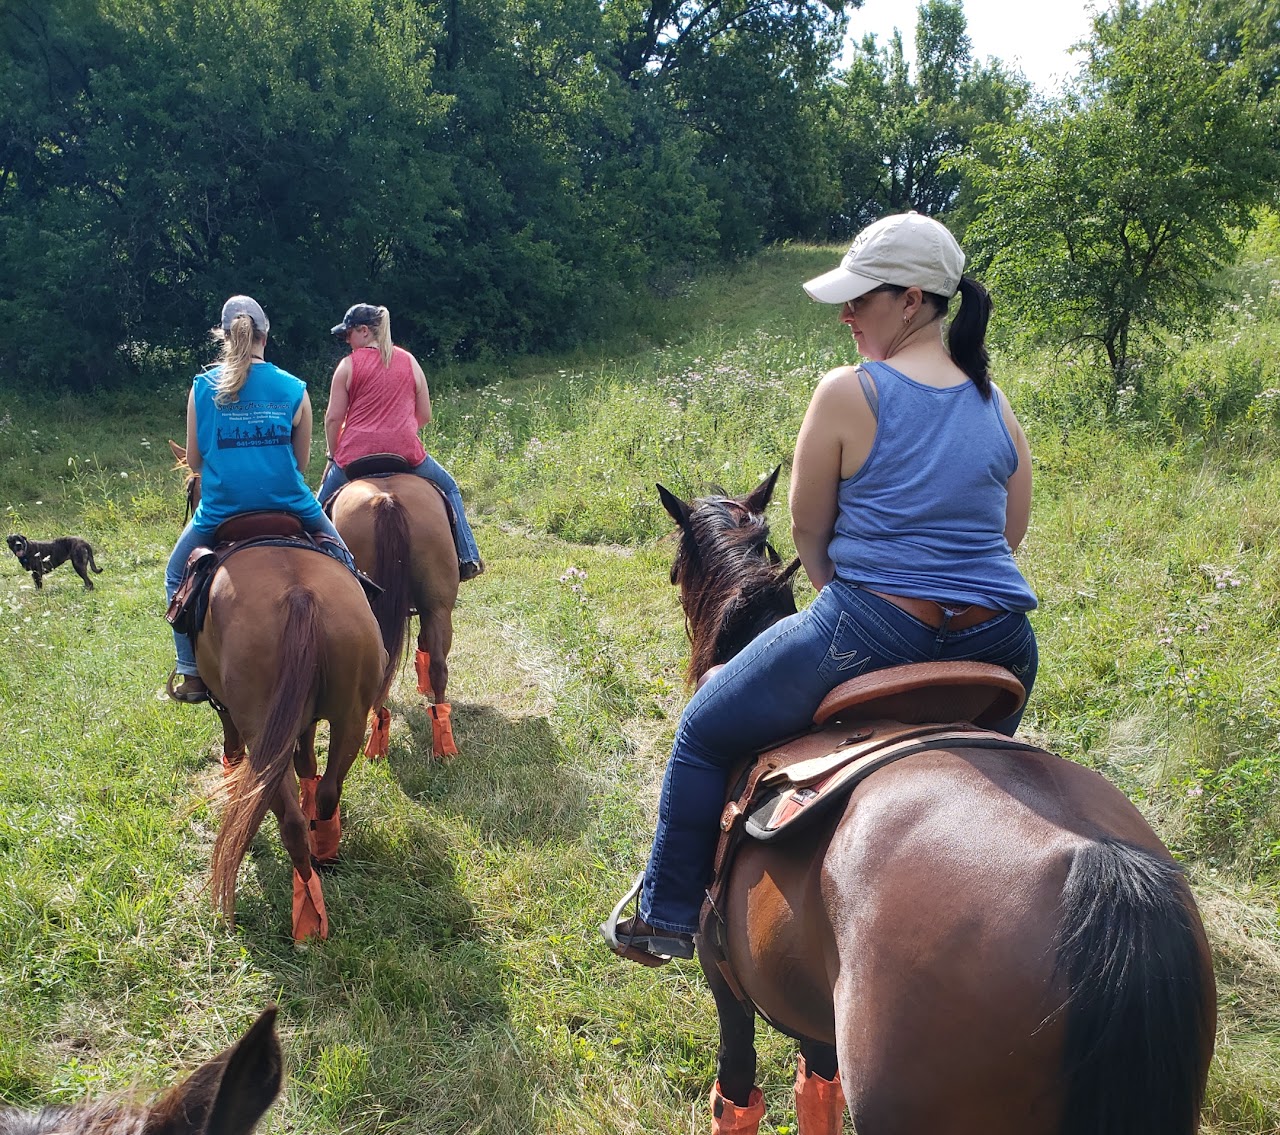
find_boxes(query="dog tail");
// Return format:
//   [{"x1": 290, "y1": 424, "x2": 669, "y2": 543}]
[{"x1": 88, "y1": 546, "x2": 102, "y2": 573}]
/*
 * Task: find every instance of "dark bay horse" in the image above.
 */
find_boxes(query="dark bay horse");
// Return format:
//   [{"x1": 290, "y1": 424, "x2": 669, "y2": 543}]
[
  {"x1": 330, "y1": 473, "x2": 460, "y2": 757},
  {"x1": 0, "y1": 1007, "x2": 280, "y2": 1135},
  {"x1": 170, "y1": 444, "x2": 388, "y2": 941},
  {"x1": 658, "y1": 472, "x2": 1215, "y2": 1135}
]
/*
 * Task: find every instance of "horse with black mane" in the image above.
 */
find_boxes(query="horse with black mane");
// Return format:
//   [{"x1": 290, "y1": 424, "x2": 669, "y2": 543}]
[{"x1": 649, "y1": 471, "x2": 1215, "y2": 1135}]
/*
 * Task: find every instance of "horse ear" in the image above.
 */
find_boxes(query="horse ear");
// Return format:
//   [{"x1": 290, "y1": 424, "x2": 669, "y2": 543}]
[
  {"x1": 657, "y1": 483, "x2": 692, "y2": 530},
  {"x1": 143, "y1": 1007, "x2": 282, "y2": 1135},
  {"x1": 742, "y1": 465, "x2": 782, "y2": 515},
  {"x1": 168, "y1": 439, "x2": 188, "y2": 466}
]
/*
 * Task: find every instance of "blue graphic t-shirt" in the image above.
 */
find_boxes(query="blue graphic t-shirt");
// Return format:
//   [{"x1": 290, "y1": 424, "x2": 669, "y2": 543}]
[{"x1": 190, "y1": 362, "x2": 324, "y2": 532}]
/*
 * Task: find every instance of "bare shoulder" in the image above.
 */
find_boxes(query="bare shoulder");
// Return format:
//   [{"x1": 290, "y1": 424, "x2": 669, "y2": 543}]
[{"x1": 813, "y1": 364, "x2": 867, "y2": 402}]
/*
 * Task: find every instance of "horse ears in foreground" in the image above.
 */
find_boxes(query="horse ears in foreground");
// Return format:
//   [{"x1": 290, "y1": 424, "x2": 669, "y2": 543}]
[
  {"x1": 143, "y1": 1007, "x2": 282, "y2": 1135},
  {"x1": 656, "y1": 482, "x2": 692, "y2": 529},
  {"x1": 742, "y1": 465, "x2": 781, "y2": 516}
]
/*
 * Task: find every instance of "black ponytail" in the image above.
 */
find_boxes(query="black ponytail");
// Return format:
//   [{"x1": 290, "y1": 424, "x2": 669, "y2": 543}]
[{"x1": 944, "y1": 275, "x2": 993, "y2": 397}]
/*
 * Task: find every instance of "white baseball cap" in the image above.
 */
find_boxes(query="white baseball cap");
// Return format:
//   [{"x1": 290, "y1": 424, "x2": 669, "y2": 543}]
[{"x1": 802, "y1": 212, "x2": 965, "y2": 304}]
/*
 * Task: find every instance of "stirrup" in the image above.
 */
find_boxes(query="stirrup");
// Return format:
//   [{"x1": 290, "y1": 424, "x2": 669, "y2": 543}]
[
  {"x1": 166, "y1": 669, "x2": 208, "y2": 704},
  {"x1": 600, "y1": 875, "x2": 695, "y2": 966}
]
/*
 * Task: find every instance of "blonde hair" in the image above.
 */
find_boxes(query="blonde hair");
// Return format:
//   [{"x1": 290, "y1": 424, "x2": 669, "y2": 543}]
[
  {"x1": 371, "y1": 306, "x2": 393, "y2": 368},
  {"x1": 210, "y1": 315, "x2": 263, "y2": 405}
]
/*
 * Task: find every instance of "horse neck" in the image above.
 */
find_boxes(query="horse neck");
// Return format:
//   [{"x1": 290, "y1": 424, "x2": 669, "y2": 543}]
[{"x1": 683, "y1": 557, "x2": 793, "y2": 684}]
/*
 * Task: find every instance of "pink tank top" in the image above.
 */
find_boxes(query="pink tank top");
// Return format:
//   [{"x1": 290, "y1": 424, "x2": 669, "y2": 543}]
[{"x1": 333, "y1": 345, "x2": 427, "y2": 467}]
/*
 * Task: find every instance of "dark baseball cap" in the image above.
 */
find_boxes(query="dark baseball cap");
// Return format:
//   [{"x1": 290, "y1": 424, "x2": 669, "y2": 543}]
[{"x1": 330, "y1": 303, "x2": 381, "y2": 336}]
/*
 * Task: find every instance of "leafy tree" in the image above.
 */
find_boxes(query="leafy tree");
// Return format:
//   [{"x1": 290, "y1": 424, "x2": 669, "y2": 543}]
[
  {"x1": 827, "y1": 1, "x2": 1027, "y2": 232},
  {"x1": 963, "y1": 0, "x2": 1280, "y2": 381}
]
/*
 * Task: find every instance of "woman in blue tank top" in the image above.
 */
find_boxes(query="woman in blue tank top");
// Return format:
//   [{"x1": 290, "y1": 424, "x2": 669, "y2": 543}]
[
  {"x1": 164, "y1": 296, "x2": 356, "y2": 703},
  {"x1": 603, "y1": 212, "x2": 1039, "y2": 968}
]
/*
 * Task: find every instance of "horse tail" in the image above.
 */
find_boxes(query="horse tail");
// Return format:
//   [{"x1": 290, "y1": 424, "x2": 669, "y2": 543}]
[
  {"x1": 1056, "y1": 838, "x2": 1214, "y2": 1135},
  {"x1": 210, "y1": 585, "x2": 321, "y2": 920},
  {"x1": 369, "y1": 491, "x2": 413, "y2": 701}
]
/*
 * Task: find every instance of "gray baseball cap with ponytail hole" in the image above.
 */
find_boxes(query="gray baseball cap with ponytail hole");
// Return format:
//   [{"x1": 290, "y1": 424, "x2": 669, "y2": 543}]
[{"x1": 220, "y1": 295, "x2": 270, "y2": 334}]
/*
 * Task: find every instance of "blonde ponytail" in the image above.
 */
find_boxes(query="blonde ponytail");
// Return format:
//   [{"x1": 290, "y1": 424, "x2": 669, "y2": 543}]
[
  {"x1": 373, "y1": 306, "x2": 394, "y2": 368},
  {"x1": 211, "y1": 314, "x2": 261, "y2": 405}
]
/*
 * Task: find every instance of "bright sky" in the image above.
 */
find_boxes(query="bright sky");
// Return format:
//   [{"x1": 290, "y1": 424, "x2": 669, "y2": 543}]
[{"x1": 845, "y1": 0, "x2": 1100, "y2": 94}]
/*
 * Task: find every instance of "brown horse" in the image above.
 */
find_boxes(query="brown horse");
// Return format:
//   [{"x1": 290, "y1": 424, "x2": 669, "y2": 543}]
[
  {"x1": 330, "y1": 473, "x2": 460, "y2": 757},
  {"x1": 657, "y1": 472, "x2": 1216, "y2": 1135},
  {"x1": 170, "y1": 443, "x2": 388, "y2": 941},
  {"x1": 0, "y1": 1007, "x2": 281, "y2": 1135}
]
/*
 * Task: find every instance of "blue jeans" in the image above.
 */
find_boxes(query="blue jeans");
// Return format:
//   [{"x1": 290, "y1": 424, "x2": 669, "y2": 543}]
[
  {"x1": 639, "y1": 579, "x2": 1038, "y2": 934},
  {"x1": 164, "y1": 513, "x2": 353, "y2": 676},
  {"x1": 317, "y1": 454, "x2": 481, "y2": 566}
]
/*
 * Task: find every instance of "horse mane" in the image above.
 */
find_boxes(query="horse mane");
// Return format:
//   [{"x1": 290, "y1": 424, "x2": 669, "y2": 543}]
[{"x1": 670, "y1": 491, "x2": 799, "y2": 686}]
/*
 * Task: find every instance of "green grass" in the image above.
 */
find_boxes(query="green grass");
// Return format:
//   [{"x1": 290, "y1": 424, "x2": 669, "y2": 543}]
[{"x1": 1, "y1": 243, "x2": 1278, "y2": 1132}]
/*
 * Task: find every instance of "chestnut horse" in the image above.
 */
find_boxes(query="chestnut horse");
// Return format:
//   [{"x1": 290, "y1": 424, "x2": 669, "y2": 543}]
[
  {"x1": 658, "y1": 472, "x2": 1216, "y2": 1135},
  {"x1": 0, "y1": 1007, "x2": 281, "y2": 1135},
  {"x1": 330, "y1": 473, "x2": 460, "y2": 757},
  {"x1": 170, "y1": 444, "x2": 387, "y2": 940}
]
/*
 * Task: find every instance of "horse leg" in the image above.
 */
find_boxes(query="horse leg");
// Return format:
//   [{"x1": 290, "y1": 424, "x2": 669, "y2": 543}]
[
  {"x1": 418, "y1": 611, "x2": 457, "y2": 757},
  {"x1": 311, "y1": 716, "x2": 366, "y2": 864},
  {"x1": 701, "y1": 951, "x2": 765, "y2": 1132},
  {"x1": 795, "y1": 1042, "x2": 847, "y2": 1135},
  {"x1": 216, "y1": 705, "x2": 246, "y2": 774},
  {"x1": 268, "y1": 777, "x2": 327, "y2": 941}
]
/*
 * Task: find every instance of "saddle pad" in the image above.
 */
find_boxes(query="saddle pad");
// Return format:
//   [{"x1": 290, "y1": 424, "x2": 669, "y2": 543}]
[{"x1": 744, "y1": 727, "x2": 1042, "y2": 842}]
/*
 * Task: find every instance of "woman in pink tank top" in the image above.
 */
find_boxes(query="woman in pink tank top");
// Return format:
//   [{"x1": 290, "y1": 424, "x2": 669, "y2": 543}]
[{"x1": 317, "y1": 304, "x2": 483, "y2": 580}]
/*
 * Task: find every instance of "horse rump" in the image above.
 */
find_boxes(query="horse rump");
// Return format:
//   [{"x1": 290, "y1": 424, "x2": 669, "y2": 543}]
[{"x1": 1055, "y1": 838, "x2": 1214, "y2": 1135}]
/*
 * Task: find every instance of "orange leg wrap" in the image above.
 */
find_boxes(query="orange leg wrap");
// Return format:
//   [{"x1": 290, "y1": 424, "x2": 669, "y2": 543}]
[
  {"x1": 710, "y1": 1082, "x2": 765, "y2": 1135},
  {"x1": 220, "y1": 749, "x2": 245, "y2": 776},
  {"x1": 415, "y1": 649, "x2": 432, "y2": 695},
  {"x1": 298, "y1": 775, "x2": 319, "y2": 822},
  {"x1": 291, "y1": 868, "x2": 329, "y2": 941},
  {"x1": 365, "y1": 706, "x2": 391, "y2": 759},
  {"x1": 794, "y1": 1055, "x2": 847, "y2": 1135},
  {"x1": 311, "y1": 805, "x2": 341, "y2": 864},
  {"x1": 430, "y1": 702, "x2": 459, "y2": 758}
]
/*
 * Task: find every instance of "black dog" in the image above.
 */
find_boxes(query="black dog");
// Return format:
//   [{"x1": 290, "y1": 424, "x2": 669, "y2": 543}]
[{"x1": 7, "y1": 533, "x2": 102, "y2": 590}]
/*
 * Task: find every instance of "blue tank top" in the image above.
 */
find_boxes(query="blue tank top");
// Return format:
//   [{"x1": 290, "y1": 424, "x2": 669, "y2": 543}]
[
  {"x1": 190, "y1": 362, "x2": 324, "y2": 532},
  {"x1": 828, "y1": 361, "x2": 1037, "y2": 612}
]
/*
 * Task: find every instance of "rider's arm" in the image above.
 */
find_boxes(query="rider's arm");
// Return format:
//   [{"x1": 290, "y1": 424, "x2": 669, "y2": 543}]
[
  {"x1": 791, "y1": 373, "x2": 845, "y2": 591},
  {"x1": 184, "y1": 387, "x2": 202, "y2": 475},
  {"x1": 324, "y1": 358, "x2": 352, "y2": 459},
  {"x1": 411, "y1": 354, "x2": 432, "y2": 428},
  {"x1": 995, "y1": 385, "x2": 1032, "y2": 551},
  {"x1": 791, "y1": 367, "x2": 870, "y2": 590},
  {"x1": 293, "y1": 391, "x2": 314, "y2": 472}
]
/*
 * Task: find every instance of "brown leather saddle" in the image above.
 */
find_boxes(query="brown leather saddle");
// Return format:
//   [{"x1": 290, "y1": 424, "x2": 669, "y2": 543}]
[
  {"x1": 165, "y1": 512, "x2": 367, "y2": 643},
  {"x1": 700, "y1": 662, "x2": 1039, "y2": 1004}
]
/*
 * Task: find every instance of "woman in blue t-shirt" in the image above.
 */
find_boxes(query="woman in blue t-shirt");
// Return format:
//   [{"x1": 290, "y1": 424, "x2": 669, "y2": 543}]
[
  {"x1": 603, "y1": 213, "x2": 1039, "y2": 967},
  {"x1": 164, "y1": 296, "x2": 355, "y2": 703}
]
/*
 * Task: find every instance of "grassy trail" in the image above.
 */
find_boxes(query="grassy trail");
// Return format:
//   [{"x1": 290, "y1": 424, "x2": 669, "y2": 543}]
[{"x1": 1, "y1": 244, "x2": 1278, "y2": 1131}]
